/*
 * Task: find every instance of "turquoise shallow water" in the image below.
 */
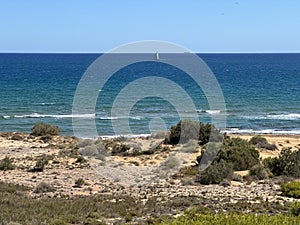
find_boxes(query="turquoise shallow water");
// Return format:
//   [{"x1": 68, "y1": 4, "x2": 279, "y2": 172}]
[{"x1": 0, "y1": 53, "x2": 299, "y2": 136}]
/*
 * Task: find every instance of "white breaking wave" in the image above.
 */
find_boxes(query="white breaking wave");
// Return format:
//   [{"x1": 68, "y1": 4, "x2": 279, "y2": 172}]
[
  {"x1": 266, "y1": 113, "x2": 300, "y2": 120},
  {"x1": 14, "y1": 113, "x2": 95, "y2": 118},
  {"x1": 242, "y1": 113, "x2": 300, "y2": 120},
  {"x1": 206, "y1": 110, "x2": 222, "y2": 114},
  {"x1": 195, "y1": 109, "x2": 222, "y2": 114},
  {"x1": 99, "y1": 134, "x2": 151, "y2": 139},
  {"x1": 99, "y1": 116, "x2": 119, "y2": 120},
  {"x1": 99, "y1": 116, "x2": 144, "y2": 120},
  {"x1": 223, "y1": 128, "x2": 300, "y2": 135}
]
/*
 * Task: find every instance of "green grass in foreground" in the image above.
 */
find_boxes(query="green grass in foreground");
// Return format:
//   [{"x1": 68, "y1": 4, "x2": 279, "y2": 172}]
[
  {"x1": 1, "y1": 181, "x2": 300, "y2": 224},
  {"x1": 158, "y1": 210, "x2": 300, "y2": 225}
]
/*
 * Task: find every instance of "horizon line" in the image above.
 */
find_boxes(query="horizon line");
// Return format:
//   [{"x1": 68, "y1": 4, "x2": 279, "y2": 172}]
[{"x1": 0, "y1": 51, "x2": 300, "y2": 54}]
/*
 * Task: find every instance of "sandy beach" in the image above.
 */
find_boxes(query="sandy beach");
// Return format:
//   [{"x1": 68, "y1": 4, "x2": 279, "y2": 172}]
[{"x1": 1, "y1": 132, "x2": 299, "y2": 195}]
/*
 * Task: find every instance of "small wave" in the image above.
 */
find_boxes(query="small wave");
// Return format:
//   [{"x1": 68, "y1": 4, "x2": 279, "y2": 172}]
[
  {"x1": 223, "y1": 128, "x2": 300, "y2": 135},
  {"x1": 266, "y1": 113, "x2": 300, "y2": 120},
  {"x1": 195, "y1": 110, "x2": 222, "y2": 114},
  {"x1": 99, "y1": 116, "x2": 119, "y2": 120},
  {"x1": 40, "y1": 102, "x2": 56, "y2": 106},
  {"x1": 3, "y1": 115, "x2": 10, "y2": 119},
  {"x1": 14, "y1": 113, "x2": 95, "y2": 118},
  {"x1": 130, "y1": 116, "x2": 144, "y2": 120},
  {"x1": 99, "y1": 134, "x2": 151, "y2": 140},
  {"x1": 99, "y1": 116, "x2": 144, "y2": 120},
  {"x1": 242, "y1": 113, "x2": 300, "y2": 121},
  {"x1": 206, "y1": 110, "x2": 222, "y2": 115}
]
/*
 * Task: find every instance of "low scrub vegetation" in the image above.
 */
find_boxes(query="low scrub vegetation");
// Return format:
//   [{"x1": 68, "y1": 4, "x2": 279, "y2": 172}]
[
  {"x1": 157, "y1": 210, "x2": 300, "y2": 225},
  {"x1": 0, "y1": 156, "x2": 15, "y2": 171},
  {"x1": 196, "y1": 137, "x2": 260, "y2": 184},
  {"x1": 281, "y1": 181, "x2": 300, "y2": 198},
  {"x1": 249, "y1": 164, "x2": 269, "y2": 180},
  {"x1": 31, "y1": 122, "x2": 60, "y2": 136},
  {"x1": 74, "y1": 178, "x2": 85, "y2": 188},
  {"x1": 263, "y1": 148, "x2": 300, "y2": 177},
  {"x1": 249, "y1": 135, "x2": 277, "y2": 150},
  {"x1": 290, "y1": 202, "x2": 300, "y2": 216},
  {"x1": 28, "y1": 154, "x2": 52, "y2": 172},
  {"x1": 197, "y1": 159, "x2": 233, "y2": 185},
  {"x1": 0, "y1": 181, "x2": 298, "y2": 224},
  {"x1": 164, "y1": 120, "x2": 223, "y2": 145},
  {"x1": 33, "y1": 182, "x2": 56, "y2": 193}
]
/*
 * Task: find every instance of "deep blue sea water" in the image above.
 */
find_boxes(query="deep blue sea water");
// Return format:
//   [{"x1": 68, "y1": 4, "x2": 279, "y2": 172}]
[{"x1": 0, "y1": 53, "x2": 299, "y2": 137}]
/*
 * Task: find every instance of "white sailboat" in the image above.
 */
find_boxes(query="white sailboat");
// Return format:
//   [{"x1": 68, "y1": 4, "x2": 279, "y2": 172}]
[{"x1": 154, "y1": 52, "x2": 159, "y2": 60}]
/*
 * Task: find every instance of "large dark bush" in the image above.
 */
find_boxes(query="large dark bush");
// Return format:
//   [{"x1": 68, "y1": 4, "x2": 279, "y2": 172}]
[
  {"x1": 165, "y1": 120, "x2": 223, "y2": 145},
  {"x1": 196, "y1": 142, "x2": 221, "y2": 170},
  {"x1": 198, "y1": 137, "x2": 260, "y2": 171},
  {"x1": 31, "y1": 123, "x2": 60, "y2": 136},
  {"x1": 263, "y1": 148, "x2": 300, "y2": 177},
  {"x1": 196, "y1": 137, "x2": 260, "y2": 184},
  {"x1": 199, "y1": 123, "x2": 223, "y2": 145},
  {"x1": 197, "y1": 159, "x2": 233, "y2": 185}
]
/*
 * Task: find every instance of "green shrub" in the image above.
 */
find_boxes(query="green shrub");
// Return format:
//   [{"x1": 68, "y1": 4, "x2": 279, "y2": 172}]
[
  {"x1": 249, "y1": 135, "x2": 268, "y2": 145},
  {"x1": 161, "y1": 156, "x2": 180, "y2": 170},
  {"x1": 49, "y1": 219, "x2": 69, "y2": 225},
  {"x1": 34, "y1": 182, "x2": 56, "y2": 193},
  {"x1": 0, "y1": 156, "x2": 15, "y2": 171},
  {"x1": 31, "y1": 122, "x2": 60, "y2": 136},
  {"x1": 158, "y1": 211, "x2": 300, "y2": 224},
  {"x1": 79, "y1": 145, "x2": 99, "y2": 156},
  {"x1": 181, "y1": 139, "x2": 199, "y2": 153},
  {"x1": 74, "y1": 178, "x2": 85, "y2": 187},
  {"x1": 232, "y1": 173, "x2": 243, "y2": 182},
  {"x1": 264, "y1": 148, "x2": 300, "y2": 177},
  {"x1": 77, "y1": 138, "x2": 95, "y2": 148},
  {"x1": 198, "y1": 137, "x2": 259, "y2": 171},
  {"x1": 111, "y1": 143, "x2": 130, "y2": 156},
  {"x1": 281, "y1": 181, "x2": 300, "y2": 198},
  {"x1": 28, "y1": 155, "x2": 50, "y2": 172},
  {"x1": 249, "y1": 135, "x2": 277, "y2": 150},
  {"x1": 165, "y1": 120, "x2": 223, "y2": 145},
  {"x1": 261, "y1": 143, "x2": 277, "y2": 150},
  {"x1": 0, "y1": 181, "x2": 29, "y2": 193},
  {"x1": 196, "y1": 142, "x2": 221, "y2": 169},
  {"x1": 216, "y1": 137, "x2": 260, "y2": 171},
  {"x1": 196, "y1": 137, "x2": 260, "y2": 184},
  {"x1": 249, "y1": 164, "x2": 269, "y2": 180},
  {"x1": 179, "y1": 165, "x2": 199, "y2": 177},
  {"x1": 199, "y1": 123, "x2": 223, "y2": 145},
  {"x1": 197, "y1": 160, "x2": 233, "y2": 185},
  {"x1": 165, "y1": 120, "x2": 199, "y2": 144},
  {"x1": 290, "y1": 202, "x2": 300, "y2": 216}
]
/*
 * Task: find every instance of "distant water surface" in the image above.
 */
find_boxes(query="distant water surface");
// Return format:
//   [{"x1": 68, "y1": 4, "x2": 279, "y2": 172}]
[{"x1": 0, "y1": 53, "x2": 299, "y2": 136}]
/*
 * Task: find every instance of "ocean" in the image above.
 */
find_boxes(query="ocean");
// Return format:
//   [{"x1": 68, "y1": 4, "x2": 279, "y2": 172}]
[{"x1": 0, "y1": 53, "x2": 299, "y2": 137}]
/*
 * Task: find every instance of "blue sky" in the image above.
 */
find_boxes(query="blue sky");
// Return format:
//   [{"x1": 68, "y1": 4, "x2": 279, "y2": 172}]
[{"x1": 1, "y1": 0, "x2": 299, "y2": 53}]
